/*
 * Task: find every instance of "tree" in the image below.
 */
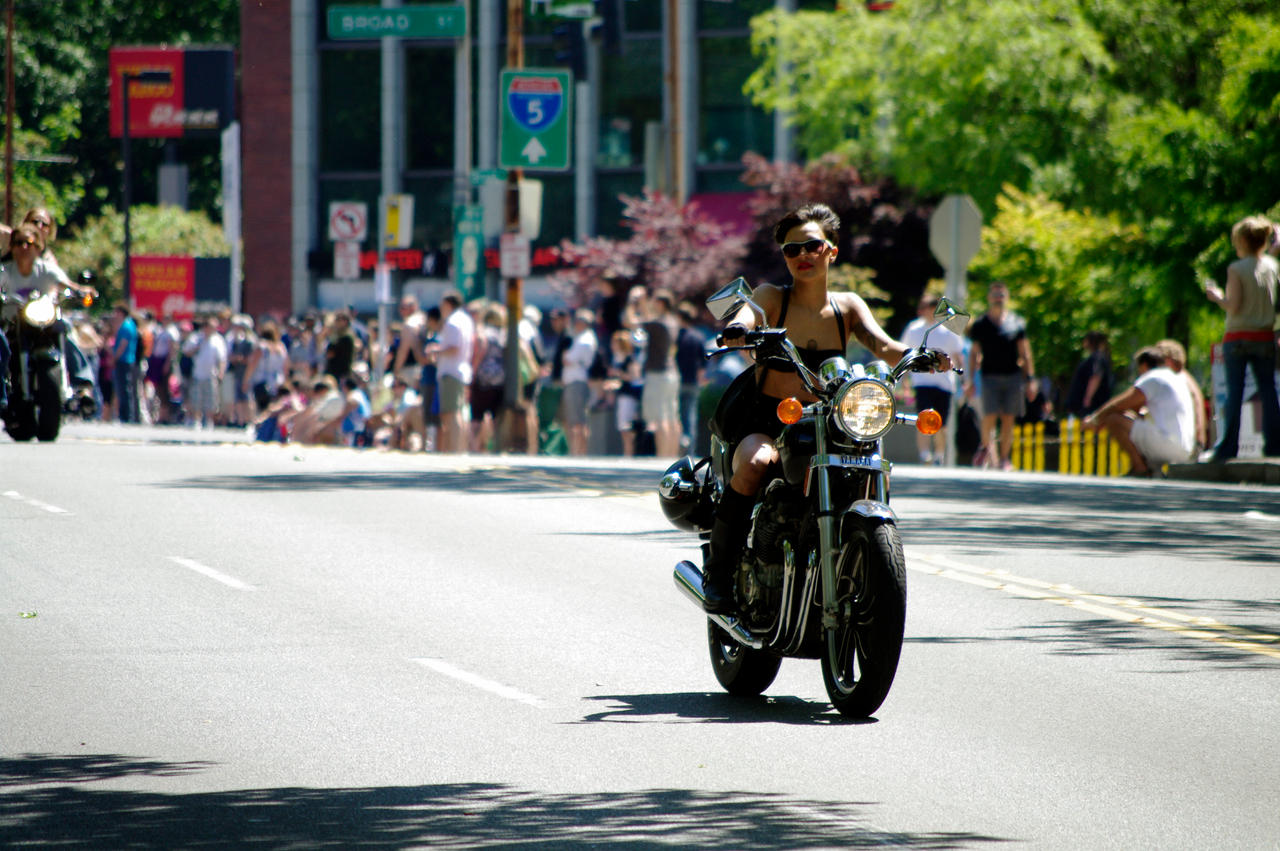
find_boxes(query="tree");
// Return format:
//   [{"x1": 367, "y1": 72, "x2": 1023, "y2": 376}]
[
  {"x1": 55, "y1": 204, "x2": 229, "y2": 307},
  {"x1": 968, "y1": 186, "x2": 1155, "y2": 391},
  {"x1": 1, "y1": 0, "x2": 238, "y2": 228},
  {"x1": 554, "y1": 190, "x2": 748, "y2": 307},
  {"x1": 737, "y1": 153, "x2": 941, "y2": 337},
  {"x1": 745, "y1": 0, "x2": 1280, "y2": 376}
]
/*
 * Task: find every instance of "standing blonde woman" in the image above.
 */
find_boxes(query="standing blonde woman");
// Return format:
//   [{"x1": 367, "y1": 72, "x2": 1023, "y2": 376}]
[{"x1": 1203, "y1": 215, "x2": 1280, "y2": 461}]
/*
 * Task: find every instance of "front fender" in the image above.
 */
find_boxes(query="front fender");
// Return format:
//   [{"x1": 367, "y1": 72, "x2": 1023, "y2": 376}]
[{"x1": 843, "y1": 499, "x2": 897, "y2": 525}]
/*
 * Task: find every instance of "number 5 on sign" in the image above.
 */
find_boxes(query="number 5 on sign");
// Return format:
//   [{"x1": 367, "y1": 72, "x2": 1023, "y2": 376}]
[{"x1": 499, "y1": 68, "x2": 572, "y2": 171}]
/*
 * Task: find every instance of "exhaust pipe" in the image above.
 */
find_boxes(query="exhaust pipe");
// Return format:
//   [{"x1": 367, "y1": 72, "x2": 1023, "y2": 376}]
[{"x1": 673, "y1": 560, "x2": 764, "y2": 649}]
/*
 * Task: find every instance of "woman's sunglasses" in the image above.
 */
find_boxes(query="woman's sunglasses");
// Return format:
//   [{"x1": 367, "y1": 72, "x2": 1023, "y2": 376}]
[
  {"x1": 781, "y1": 238, "x2": 833, "y2": 258},
  {"x1": 13, "y1": 238, "x2": 38, "y2": 249}
]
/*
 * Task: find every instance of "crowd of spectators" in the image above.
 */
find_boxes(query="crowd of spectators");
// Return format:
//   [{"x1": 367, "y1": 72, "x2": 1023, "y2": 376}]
[{"x1": 70, "y1": 284, "x2": 715, "y2": 459}]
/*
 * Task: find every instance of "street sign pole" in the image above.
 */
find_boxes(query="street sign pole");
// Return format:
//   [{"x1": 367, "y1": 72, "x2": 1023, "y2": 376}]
[
  {"x1": 928, "y1": 193, "x2": 983, "y2": 469},
  {"x1": 502, "y1": 0, "x2": 527, "y2": 451}
]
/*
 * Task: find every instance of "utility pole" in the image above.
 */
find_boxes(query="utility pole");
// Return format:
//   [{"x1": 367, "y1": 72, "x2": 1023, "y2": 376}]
[
  {"x1": 5, "y1": 0, "x2": 14, "y2": 224},
  {"x1": 502, "y1": 0, "x2": 527, "y2": 451},
  {"x1": 663, "y1": 0, "x2": 682, "y2": 202}
]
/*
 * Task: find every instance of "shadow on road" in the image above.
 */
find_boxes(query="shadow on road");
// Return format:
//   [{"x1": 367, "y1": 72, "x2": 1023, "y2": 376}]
[
  {"x1": 578, "y1": 691, "x2": 875, "y2": 727},
  {"x1": 0, "y1": 753, "x2": 1008, "y2": 849},
  {"x1": 158, "y1": 465, "x2": 663, "y2": 499},
  {"x1": 893, "y1": 477, "x2": 1280, "y2": 565}
]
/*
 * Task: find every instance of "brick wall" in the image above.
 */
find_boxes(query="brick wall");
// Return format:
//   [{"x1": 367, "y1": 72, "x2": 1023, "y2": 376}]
[{"x1": 239, "y1": 1, "x2": 294, "y2": 317}]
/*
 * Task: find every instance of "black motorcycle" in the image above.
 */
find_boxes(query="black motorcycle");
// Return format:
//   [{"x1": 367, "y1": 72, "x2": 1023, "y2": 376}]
[
  {"x1": 658, "y1": 278, "x2": 967, "y2": 718},
  {"x1": 2, "y1": 286, "x2": 93, "y2": 442}
]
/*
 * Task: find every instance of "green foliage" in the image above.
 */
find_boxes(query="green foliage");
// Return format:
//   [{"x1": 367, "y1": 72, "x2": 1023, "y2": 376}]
[
  {"x1": 56, "y1": 205, "x2": 229, "y2": 306},
  {"x1": 746, "y1": 0, "x2": 1280, "y2": 387},
  {"x1": 969, "y1": 187, "x2": 1155, "y2": 387},
  {"x1": 0, "y1": 0, "x2": 238, "y2": 229}
]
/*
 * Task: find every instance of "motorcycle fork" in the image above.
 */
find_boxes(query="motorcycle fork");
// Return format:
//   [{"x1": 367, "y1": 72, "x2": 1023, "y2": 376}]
[{"x1": 812, "y1": 416, "x2": 841, "y2": 630}]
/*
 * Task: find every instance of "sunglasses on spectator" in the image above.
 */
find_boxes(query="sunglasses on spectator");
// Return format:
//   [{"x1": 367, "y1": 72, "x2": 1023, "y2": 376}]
[
  {"x1": 13, "y1": 238, "x2": 38, "y2": 248},
  {"x1": 780, "y1": 238, "x2": 833, "y2": 258}
]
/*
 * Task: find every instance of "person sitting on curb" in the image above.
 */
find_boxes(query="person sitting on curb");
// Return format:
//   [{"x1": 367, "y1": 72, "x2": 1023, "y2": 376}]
[{"x1": 1083, "y1": 347, "x2": 1196, "y2": 477}]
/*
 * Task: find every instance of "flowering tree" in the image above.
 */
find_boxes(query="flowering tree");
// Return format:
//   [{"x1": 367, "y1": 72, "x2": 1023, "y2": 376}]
[
  {"x1": 738, "y1": 153, "x2": 941, "y2": 336},
  {"x1": 554, "y1": 190, "x2": 748, "y2": 306}
]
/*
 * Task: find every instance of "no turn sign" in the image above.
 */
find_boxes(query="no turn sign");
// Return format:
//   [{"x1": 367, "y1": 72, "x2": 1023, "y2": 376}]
[{"x1": 328, "y1": 202, "x2": 369, "y2": 242}]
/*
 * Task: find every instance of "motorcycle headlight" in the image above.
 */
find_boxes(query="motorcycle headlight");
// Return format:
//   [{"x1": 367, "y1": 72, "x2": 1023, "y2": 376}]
[
  {"x1": 22, "y1": 296, "x2": 57, "y2": 327},
  {"x1": 833, "y1": 379, "x2": 895, "y2": 441}
]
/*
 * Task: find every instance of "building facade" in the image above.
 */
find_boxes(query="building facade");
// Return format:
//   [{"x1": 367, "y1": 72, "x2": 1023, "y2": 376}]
[{"x1": 240, "y1": 0, "x2": 827, "y2": 317}]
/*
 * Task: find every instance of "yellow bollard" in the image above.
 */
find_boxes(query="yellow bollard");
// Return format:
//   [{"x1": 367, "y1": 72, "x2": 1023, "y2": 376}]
[
  {"x1": 1083, "y1": 426, "x2": 1096, "y2": 475},
  {"x1": 1033, "y1": 421, "x2": 1046, "y2": 472},
  {"x1": 1012, "y1": 423, "x2": 1024, "y2": 470},
  {"x1": 1059, "y1": 418, "x2": 1072, "y2": 474}
]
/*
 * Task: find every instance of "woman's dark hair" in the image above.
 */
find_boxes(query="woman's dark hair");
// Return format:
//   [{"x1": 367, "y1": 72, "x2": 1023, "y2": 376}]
[
  {"x1": 1134, "y1": 347, "x2": 1166, "y2": 372},
  {"x1": 773, "y1": 203, "x2": 841, "y2": 245}
]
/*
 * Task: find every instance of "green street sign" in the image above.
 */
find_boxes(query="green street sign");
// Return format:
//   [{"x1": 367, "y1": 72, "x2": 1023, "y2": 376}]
[
  {"x1": 327, "y1": 4, "x2": 466, "y2": 40},
  {"x1": 453, "y1": 204, "x2": 485, "y2": 300},
  {"x1": 499, "y1": 69, "x2": 572, "y2": 172}
]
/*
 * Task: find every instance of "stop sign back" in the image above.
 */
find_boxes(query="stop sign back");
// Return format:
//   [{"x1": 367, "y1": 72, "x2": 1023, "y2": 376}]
[{"x1": 929, "y1": 194, "x2": 982, "y2": 271}]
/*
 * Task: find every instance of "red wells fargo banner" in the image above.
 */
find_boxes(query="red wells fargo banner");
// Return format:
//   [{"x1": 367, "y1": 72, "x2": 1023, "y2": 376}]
[{"x1": 131, "y1": 256, "x2": 195, "y2": 319}]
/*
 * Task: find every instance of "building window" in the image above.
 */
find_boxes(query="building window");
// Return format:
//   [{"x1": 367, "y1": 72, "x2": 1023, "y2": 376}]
[
  {"x1": 698, "y1": 36, "x2": 773, "y2": 166},
  {"x1": 406, "y1": 47, "x2": 457, "y2": 170},
  {"x1": 319, "y1": 49, "x2": 380, "y2": 172}
]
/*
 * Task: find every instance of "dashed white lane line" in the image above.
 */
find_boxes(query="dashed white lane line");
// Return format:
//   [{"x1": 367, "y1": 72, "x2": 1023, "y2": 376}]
[
  {"x1": 3, "y1": 491, "x2": 70, "y2": 514},
  {"x1": 411, "y1": 657, "x2": 547, "y2": 708},
  {"x1": 168, "y1": 556, "x2": 255, "y2": 591}
]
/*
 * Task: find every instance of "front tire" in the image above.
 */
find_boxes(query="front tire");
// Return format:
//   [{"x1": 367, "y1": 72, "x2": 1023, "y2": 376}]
[
  {"x1": 708, "y1": 621, "x2": 782, "y2": 696},
  {"x1": 821, "y1": 520, "x2": 907, "y2": 718},
  {"x1": 35, "y1": 364, "x2": 62, "y2": 442}
]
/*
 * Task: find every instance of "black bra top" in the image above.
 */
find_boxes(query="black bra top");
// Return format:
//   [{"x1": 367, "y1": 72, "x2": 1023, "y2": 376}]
[{"x1": 761, "y1": 286, "x2": 848, "y2": 374}]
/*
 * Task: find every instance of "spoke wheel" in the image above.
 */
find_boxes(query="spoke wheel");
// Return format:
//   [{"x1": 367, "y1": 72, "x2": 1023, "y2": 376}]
[
  {"x1": 821, "y1": 520, "x2": 906, "y2": 718},
  {"x1": 707, "y1": 620, "x2": 782, "y2": 696}
]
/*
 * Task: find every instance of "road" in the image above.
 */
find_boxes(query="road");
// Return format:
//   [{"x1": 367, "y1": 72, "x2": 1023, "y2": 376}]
[{"x1": 2, "y1": 425, "x2": 1278, "y2": 849}]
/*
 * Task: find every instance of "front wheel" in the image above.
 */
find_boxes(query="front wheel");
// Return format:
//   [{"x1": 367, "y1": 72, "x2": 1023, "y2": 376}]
[
  {"x1": 821, "y1": 520, "x2": 907, "y2": 718},
  {"x1": 707, "y1": 621, "x2": 782, "y2": 696},
  {"x1": 35, "y1": 364, "x2": 63, "y2": 442}
]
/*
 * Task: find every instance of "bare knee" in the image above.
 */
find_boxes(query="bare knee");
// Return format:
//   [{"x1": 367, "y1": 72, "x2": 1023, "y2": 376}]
[{"x1": 730, "y1": 434, "x2": 778, "y2": 495}]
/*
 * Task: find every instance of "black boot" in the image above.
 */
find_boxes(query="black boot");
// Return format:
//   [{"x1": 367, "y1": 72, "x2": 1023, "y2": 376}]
[{"x1": 702, "y1": 485, "x2": 754, "y2": 615}]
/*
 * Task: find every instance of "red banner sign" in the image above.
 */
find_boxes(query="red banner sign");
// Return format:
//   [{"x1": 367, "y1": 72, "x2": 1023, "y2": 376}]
[
  {"x1": 109, "y1": 46, "x2": 235, "y2": 138},
  {"x1": 131, "y1": 256, "x2": 195, "y2": 319}
]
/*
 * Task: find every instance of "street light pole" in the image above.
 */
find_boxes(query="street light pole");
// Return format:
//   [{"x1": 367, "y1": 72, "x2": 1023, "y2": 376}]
[{"x1": 120, "y1": 69, "x2": 170, "y2": 305}]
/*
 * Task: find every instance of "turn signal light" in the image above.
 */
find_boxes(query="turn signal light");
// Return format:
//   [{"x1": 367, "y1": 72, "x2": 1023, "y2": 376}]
[
  {"x1": 917, "y1": 408, "x2": 942, "y2": 435},
  {"x1": 776, "y1": 397, "x2": 803, "y2": 425}
]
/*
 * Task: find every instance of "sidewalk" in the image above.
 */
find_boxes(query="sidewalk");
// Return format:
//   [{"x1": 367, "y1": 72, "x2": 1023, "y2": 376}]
[{"x1": 1167, "y1": 457, "x2": 1280, "y2": 486}]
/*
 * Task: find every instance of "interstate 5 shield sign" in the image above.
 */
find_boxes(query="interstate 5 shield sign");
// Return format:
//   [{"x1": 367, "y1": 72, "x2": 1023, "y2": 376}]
[{"x1": 499, "y1": 69, "x2": 572, "y2": 171}]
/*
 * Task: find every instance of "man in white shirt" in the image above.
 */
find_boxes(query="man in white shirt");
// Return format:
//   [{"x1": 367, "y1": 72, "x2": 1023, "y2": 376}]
[
  {"x1": 901, "y1": 294, "x2": 966, "y2": 464},
  {"x1": 560, "y1": 308, "x2": 597, "y2": 456},
  {"x1": 183, "y1": 318, "x2": 228, "y2": 428},
  {"x1": 426, "y1": 291, "x2": 474, "y2": 453},
  {"x1": 1084, "y1": 347, "x2": 1195, "y2": 476}
]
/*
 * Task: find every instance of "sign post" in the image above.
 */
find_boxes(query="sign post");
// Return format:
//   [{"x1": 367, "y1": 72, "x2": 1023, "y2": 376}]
[{"x1": 928, "y1": 193, "x2": 982, "y2": 469}]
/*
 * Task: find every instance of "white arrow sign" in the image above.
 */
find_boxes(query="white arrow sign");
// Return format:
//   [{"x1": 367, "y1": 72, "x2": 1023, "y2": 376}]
[{"x1": 521, "y1": 137, "x2": 548, "y2": 164}]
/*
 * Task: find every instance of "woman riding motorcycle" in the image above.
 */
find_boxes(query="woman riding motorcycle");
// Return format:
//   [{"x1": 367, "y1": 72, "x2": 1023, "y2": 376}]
[{"x1": 703, "y1": 203, "x2": 952, "y2": 614}]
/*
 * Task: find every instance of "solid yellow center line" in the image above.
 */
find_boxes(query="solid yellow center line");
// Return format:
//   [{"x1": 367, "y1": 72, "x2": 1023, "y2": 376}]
[{"x1": 908, "y1": 551, "x2": 1280, "y2": 660}]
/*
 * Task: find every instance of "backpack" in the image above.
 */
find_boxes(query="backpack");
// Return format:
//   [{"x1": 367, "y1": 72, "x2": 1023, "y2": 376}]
[
  {"x1": 475, "y1": 330, "x2": 505, "y2": 387},
  {"x1": 955, "y1": 400, "x2": 982, "y2": 455}
]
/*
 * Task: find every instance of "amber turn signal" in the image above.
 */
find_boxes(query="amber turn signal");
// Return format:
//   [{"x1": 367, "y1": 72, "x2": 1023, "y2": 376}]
[
  {"x1": 916, "y1": 408, "x2": 942, "y2": 435},
  {"x1": 776, "y1": 397, "x2": 803, "y2": 425}
]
